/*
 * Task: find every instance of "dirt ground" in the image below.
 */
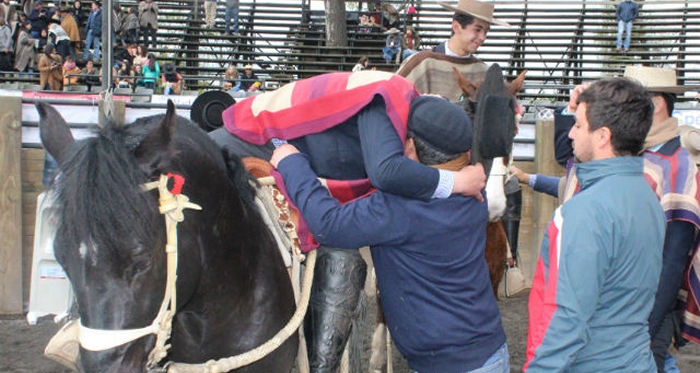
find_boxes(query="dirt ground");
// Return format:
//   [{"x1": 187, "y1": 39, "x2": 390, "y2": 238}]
[{"x1": 2, "y1": 290, "x2": 700, "y2": 373}]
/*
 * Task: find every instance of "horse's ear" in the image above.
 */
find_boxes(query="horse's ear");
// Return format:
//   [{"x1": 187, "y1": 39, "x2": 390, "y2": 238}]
[
  {"x1": 36, "y1": 102, "x2": 75, "y2": 166},
  {"x1": 508, "y1": 70, "x2": 527, "y2": 96},
  {"x1": 453, "y1": 67, "x2": 478, "y2": 98},
  {"x1": 133, "y1": 100, "x2": 177, "y2": 168}
]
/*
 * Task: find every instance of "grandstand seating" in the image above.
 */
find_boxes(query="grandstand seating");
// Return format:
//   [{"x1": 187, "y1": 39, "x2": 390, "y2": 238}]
[{"x1": 2, "y1": 0, "x2": 700, "y2": 104}]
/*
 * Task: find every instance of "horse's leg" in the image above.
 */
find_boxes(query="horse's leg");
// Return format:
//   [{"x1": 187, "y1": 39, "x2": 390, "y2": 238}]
[
  {"x1": 503, "y1": 177, "x2": 522, "y2": 265},
  {"x1": 368, "y1": 281, "x2": 387, "y2": 373},
  {"x1": 304, "y1": 247, "x2": 367, "y2": 373},
  {"x1": 485, "y1": 222, "x2": 508, "y2": 298}
]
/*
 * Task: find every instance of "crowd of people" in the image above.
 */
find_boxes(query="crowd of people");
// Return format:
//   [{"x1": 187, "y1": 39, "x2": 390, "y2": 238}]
[{"x1": 0, "y1": 0, "x2": 195, "y2": 93}]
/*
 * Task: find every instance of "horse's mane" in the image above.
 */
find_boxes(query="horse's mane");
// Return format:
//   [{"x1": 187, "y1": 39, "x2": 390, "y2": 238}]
[{"x1": 54, "y1": 122, "x2": 160, "y2": 257}]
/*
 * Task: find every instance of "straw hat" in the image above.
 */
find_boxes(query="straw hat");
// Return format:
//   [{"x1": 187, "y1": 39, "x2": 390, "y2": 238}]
[
  {"x1": 243, "y1": 64, "x2": 253, "y2": 69},
  {"x1": 679, "y1": 125, "x2": 700, "y2": 165},
  {"x1": 438, "y1": 0, "x2": 510, "y2": 27},
  {"x1": 624, "y1": 65, "x2": 700, "y2": 94},
  {"x1": 384, "y1": 27, "x2": 401, "y2": 35}
]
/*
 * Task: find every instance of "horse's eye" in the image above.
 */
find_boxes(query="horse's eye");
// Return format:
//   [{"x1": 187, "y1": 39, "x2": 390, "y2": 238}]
[{"x1": 128, "y1": 257, "x2": 152, "y2": 279}]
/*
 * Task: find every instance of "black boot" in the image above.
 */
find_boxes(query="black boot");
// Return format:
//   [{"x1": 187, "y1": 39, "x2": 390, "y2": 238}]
[
  {"x1": 503, "y1": 177, "x2": 522, "y2": 263},
  {"x1": 304, "y1": 247, "x2": 367, "y2": 373}
]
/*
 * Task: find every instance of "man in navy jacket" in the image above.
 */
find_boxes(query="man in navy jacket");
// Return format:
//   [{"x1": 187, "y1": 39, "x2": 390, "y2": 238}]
[{"x1": 271, "y1": 96, "x2": 508, "y2": 373}]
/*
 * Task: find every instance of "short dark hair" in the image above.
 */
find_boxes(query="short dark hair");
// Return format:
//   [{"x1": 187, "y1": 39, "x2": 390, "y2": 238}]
[
  {"x1": 407, "y1": 130, "x2": 462, "y2": 165},
  {"x1": 650, "y1": 92, "x2": 676, "y2": 117},
  {"x1": 451, "y1": 13, "x2": 476, "y2": 36},
  {"x1": 577, "y1": 77, "x2": 654, "y2": 156}
]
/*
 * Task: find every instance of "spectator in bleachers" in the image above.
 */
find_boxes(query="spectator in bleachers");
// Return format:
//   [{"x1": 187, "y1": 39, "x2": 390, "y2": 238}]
[
  {"x1": 71, "y1": 0, "x2": 87, "y2": 38},
  {"x1": 121, "y1": 6, "x2": 138, "y2": 46},
  {"x1": 370, "y1": 2, "x2": 382, "y2": 29},
  {"x1": 203, "y1": 0, "x2": 216, "y2": 28},
  {"x1": 0, "y1": 0, "x2": 16, "y2": 26},
  {"x1": 14, "y1": 20, "x2": 36, "y2": 76},
  {"x1": 113, "y1": 59, "x2": 133, "y2": 89},
  {"x1": 224, "y1": 0, "x2": 238, "y2": 35},
  {"x1": 238, "y1": 63, "x2": 258, "y2": 91},
  {"x1": 132, "y1": 44, "x2": 147, "y2": 73},
  {"x1": 357, "y1": 13, "x2": 378, "y2": 34},
  {"x1": 161, "y1": 62, "x2": 182, "y2": 94},
  {"x1": 47, "y1": 18, "x2": 72, "y2": 60},
  {"x1": 82, "y1": 0, "x2": 102, "y2": 63},
  {"x1": 27, "y1": 0, "x2": 48, "y2": 38},
  {"x1": 223, "y1": 64, "x2": 240, "y2": 90},
  {"x1": 38, "y1": 42, "x2": 62, "y2": 90},
  {"x1": 111, "y1": 3, "x2": 122, "y2": 48},
  {"x1": 382, "y1": 27, "x2": 400, "y2": 63},
  {"x1": 0, "y1": 18, "x2": 12, "y2": 74},
  {"x1": 81, "y1": 57, "x2": 100, "y2": 90},
  {"x1": 381, "y1": 2, "x2": 399, "y2": 31},
  {"x1": 615, "y1": 0, "x2": 638, "y2": 52},
  {"x1": 401, "y1": 26, "x2": 420, "y2": 61},
  {"x1": 118, "y1": 42, "x2": 136, "y2": 67},
  {"x1": 61, "y1": 54, "x2": 80, "y2": 86},
  {"x1": 58, "y1": 6, "x2": 79, "y2": 58},
  {"x1": 139, "y1": 51, "x2": 159, "y2": 90},
  {"x1": 139, "y1": 0, "x2": 158, "y2": 48},
  {"x1": 352, "y1": 55, "x2": 370, "y2": 72}
]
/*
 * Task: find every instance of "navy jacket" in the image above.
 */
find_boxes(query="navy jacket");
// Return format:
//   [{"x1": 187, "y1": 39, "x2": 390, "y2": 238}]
[{"x1": 278, "y1": 153, "x2": 505, "y2": 372}]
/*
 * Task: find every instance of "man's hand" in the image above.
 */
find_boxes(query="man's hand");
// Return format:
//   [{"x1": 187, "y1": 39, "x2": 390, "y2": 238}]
[
  {"x1": 270, "y1": 144, "x2": 300, "y2": 168},
  {"x1": 509, "y1": 165, "x2": 530, "y2": 184},
  {"x1": 567, "y1": 83, "x2": 591, "y2": 113},
  {"x1": 453, "y1": 163, "x2": 486, "y2": 202}
]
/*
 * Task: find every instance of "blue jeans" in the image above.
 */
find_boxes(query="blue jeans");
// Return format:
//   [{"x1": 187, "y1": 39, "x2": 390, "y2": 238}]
[
  {"x1": 415, "y1": 343, "x2": 509, "y2": 373},
  {"x1": 617, "y1": 20, "x2": 633, "y2": 49},
  {"x1": 225, "y1": 6, "x2": 239, "y2": 34},
  {"x1": 83, "y1": 30, "x2": 101, "y2": 61}
]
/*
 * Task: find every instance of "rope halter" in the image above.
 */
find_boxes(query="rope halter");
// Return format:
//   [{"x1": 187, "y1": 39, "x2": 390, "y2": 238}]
[{"x1": 77, "y1": 173, "x2": 201, "y2": 370}]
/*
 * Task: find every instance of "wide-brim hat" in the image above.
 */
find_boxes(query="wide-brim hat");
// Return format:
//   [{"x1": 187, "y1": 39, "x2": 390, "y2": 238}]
[
  {"x1": 471, "y1": 63, "x2": 516, "y2": 176},
  {"x1": 190, "y1": 90, "x2": 235, "y2": 132},
  {"x1": 438, "y1": 0, "x2": 510, "y2": 27},
  {"x1": 408, "y1": 95, "x2": 473, "y2": 154},
  {"x1": 384, "y1": 27, "x2": 401, "y2": 35},
  {"x1": 243, "y1": 64, "x2": 253, "y2": 69},
  {"x1": 624, "y1": 65, "x2": 700, "y2": 94},
  {"x1": 164, "y1": 63, "x2": 176, "y2": 74},
  {"x1": 59, "y1": 5, "x2": 71, "y2": 12},
  {"x1": 679, "y1": 125, "x2": 700, "y2": 165}
]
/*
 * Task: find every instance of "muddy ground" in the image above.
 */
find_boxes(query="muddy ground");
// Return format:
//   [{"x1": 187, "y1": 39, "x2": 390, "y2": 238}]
[{"x1": 2, "y1": 290, "x2": 699, "y2": 373}]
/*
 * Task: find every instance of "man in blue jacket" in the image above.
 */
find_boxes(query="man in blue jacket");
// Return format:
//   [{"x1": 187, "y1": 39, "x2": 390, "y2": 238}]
[
  {"x1": 616, "y1": 0, "x2": 638, "y2": 52},
  {"x1": 270, "y1": 95, "x2": 509, "y2": 373},
  {"x1": 525, "y1": 77, "x2": 664, "y2": 372},
  {"x1": 82, "y1": 0, "x2": 101, "y2": 63}
]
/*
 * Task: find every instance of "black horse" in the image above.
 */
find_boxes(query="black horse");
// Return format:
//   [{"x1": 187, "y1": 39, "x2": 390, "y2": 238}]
[{"x1": 37, "y1": 100, "x2": 298, "y2": 373}]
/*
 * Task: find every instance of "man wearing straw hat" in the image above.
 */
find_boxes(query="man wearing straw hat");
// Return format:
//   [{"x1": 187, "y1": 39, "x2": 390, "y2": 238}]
[{"x1": 554, "y1": 66, "x2": 700, "y2": 373}]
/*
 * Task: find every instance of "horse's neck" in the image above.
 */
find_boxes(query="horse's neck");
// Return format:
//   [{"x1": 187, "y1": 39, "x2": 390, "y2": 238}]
[{"x1": 485, "y1": 157, "x2": 508, "y2": 221}]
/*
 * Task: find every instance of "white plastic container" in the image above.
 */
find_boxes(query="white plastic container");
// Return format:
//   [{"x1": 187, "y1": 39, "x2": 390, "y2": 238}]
[{"x1": 26, "y1": 191, "x2": 74, "y2": 325}]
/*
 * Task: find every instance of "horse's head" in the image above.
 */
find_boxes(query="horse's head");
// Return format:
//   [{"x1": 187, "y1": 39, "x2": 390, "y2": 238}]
[
  {"x1": 453, "y1": 66, "x2": 526, "y2": 130},
  {"x1": 451, "y1": 67, "x2": 527, "y2": 221},
  {"x1": 37, "y1": 101, "x2": 254, "y2": 372}
]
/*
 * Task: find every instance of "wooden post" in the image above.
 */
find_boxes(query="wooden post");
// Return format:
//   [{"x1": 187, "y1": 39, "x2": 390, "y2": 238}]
[
  {"x1": 98, "y1": 99, "x2": 126, "y2": 128},
  {"x1": 527, "y1": 109, "x2": 565, "y2": 277},
  {"x1": 0, "y1": 96, "x2": 23, "y2": 314}
]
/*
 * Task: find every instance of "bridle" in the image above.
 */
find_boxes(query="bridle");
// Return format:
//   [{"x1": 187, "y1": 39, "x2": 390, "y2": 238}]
[{"x1": 77, "y1": 173, "x2": 201, "y2": 370}]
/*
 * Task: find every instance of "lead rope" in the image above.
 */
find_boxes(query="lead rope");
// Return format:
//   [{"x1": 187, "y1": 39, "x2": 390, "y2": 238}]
[
  {"x1": 166, "y1": 249, "x2": 316, "y2": 373},
  {"x1": 165, "y1": 176, "x2": 317, "y2": 373},
  {"x1": 142, "y1": 175, "x2": 202, "y2": 369}
]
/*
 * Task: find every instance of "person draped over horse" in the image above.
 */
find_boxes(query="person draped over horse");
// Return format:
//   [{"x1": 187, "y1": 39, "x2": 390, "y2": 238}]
[
  {"x1": 268, "y1": 95, "x2": 510, "y2": 372},
  {"x1": 209, "y1": 70, "x2": 492, "y2": 372}
]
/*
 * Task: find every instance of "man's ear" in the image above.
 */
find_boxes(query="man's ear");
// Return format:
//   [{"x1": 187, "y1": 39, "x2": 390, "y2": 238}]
[{"x1": 404, "y1": 137, "x2": 419, "y2": 161}]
